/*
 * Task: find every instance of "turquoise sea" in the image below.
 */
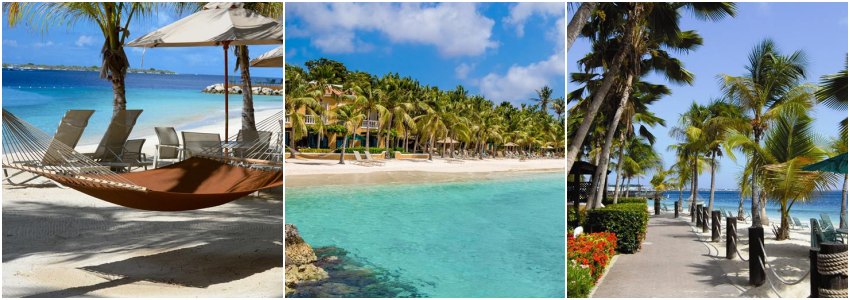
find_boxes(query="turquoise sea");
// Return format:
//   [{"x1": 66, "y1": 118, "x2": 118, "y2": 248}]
[
  {"x1": 1, "y1": 69, "x2": 281, "y2": 145},
  {"x1": 655, "y1": 190, "x2": 845, "y2": 224},
  {"x1": 286, "y1": 172, "x2": 566, "y2": 298}
]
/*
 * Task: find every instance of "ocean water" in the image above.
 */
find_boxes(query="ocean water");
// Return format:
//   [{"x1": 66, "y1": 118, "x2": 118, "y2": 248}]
[
  {"x1": 1, "y1": 69, "x2": 281, "y2": 145},
  {"x1": 655, "y1": 190, "x2": 845, "y2": 224},
  {"x1": 286, "y1": 172, "x2": 566, "y2": 298}
]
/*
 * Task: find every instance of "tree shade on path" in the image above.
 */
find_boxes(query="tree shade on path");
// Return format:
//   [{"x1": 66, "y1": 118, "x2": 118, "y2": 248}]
[{"x1": 591, "y1": 215, "x2": 742, "y2": 298}]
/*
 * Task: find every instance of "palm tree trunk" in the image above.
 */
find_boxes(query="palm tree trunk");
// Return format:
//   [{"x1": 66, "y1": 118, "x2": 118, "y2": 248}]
[
  {"x1": 778, "y1": 206, "x2": 790, "y2": 240},
  {"x1": 338, "y1": 135, "x2": 349, "y2": 164},
  {"x1": 566, "y1": 4, "x2": 642, "y2": 173},
  {"x1": 385, "y1": 114, "x2": 394, "y2": 154},
  {"x1": 842, "y1": 173, "x2": 848, "y2": 229},
  {"x1": 737, "y1": 194, "x2": 745, "y2": 221},
  {"x1": 111, "y1": 77, "x2": 127, "y2": 116},
  {"x1": 709, "y1": 153, "x2": 716, "y2": 212},
  {"x1": 760, "y1": 191, "x2": 769, "y2": 226},
  {"x1": 625, "y1": 177, "x2": 631, "y2": 197},
  {"x1": 365, "y1": 109, "x2": 372, "y2": 149},
  {"x1": 567, "y1": 2, "x2": 598, "y2": 50},
  {"x1": 428, "y1": 133, "x2": 435, "y2": 161},
  {"x1": 751, "y1": 133, "x2": 762, "y2": 227},
  {"x1": 612, "y1": 131, "x2": 626, "y2": 204},
  {"x1": 690, "y1": 156, "x2": 698, "y2": 215},
  {"x1": 237, "y1": 45, "x2": 257, "y2": 131},
  {"x1": 591, "y1": 74, "x2": 634, "y2": 208}
]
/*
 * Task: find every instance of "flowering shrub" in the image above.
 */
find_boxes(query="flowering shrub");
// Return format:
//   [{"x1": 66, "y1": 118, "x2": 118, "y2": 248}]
[
  {"x1": 567, "y1": 232, "x2": 617, "y2": 281},
  {"x1": 567, "y1": 259, "x2": 594, "y2": 298}
]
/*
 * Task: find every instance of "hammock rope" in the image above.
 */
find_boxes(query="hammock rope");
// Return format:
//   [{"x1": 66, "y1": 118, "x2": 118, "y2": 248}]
[{"x1": 2, "y1": 109, "x2": 283, "y2": 211}]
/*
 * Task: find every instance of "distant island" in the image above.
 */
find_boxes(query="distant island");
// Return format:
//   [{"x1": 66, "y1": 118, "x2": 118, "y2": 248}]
[{"x1": 2, "y1": 63, "x2": 176, "y2": 74}]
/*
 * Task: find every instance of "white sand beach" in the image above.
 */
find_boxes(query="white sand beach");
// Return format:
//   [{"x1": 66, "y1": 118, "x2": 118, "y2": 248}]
[
  {"x1": 684, "y1": 214, "x2": 818, "y2": 298},
  {"x1": 285, "y1": 157, "x2": 565, "y2": 187},
  {"x1": 2, "y1": 111, "x2": 283, "y2": 297}
]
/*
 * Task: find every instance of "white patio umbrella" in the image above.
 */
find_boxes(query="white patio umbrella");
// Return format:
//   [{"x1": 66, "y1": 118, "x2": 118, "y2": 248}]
[
  {"x1": 251, "y1": 46, "x2": 283, "y2": 67},
  {"x1": 127, "y1": 2, "x2": 282, "y2": 138}
]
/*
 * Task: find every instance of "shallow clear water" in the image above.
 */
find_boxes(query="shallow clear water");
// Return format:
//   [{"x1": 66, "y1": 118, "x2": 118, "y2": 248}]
[
  {"x1": 286, "y1": 172, "x2": 566, "y2": 298},
  {"x1": 2, "y1": 70, "x2": 281, "y2": 144}
]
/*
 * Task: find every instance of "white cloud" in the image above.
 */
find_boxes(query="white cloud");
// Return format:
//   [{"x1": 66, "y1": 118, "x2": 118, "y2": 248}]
[
  {"x1": 455, "y1": 63, "x2": 474, "y2": 80},
  {"x1": 75, "y1": 35, "x2": 95, "y2": 47},
  {"x1": 33, "y1": 41, "x2": 54, "y2": 48},
  {"x1": 478, "y1": 50, "x2": 565, "y2": 105},
  {"x1": 286, "y1": 3, "x2": 497, "y2": 56},
  {"x1": 3, "y1": 39, "x2": 18, "y2": 47},
  {"x1": 503, "y1": 2, "x2": 564, "y2": 37},
  {"x1": 286, "y1": 48, "x2": 297, "y2": 59}
]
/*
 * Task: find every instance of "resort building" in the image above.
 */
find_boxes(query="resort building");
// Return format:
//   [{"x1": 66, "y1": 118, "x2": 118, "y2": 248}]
[{"x1": 285, "y1": 83, "x2": 382, "y2": 149}]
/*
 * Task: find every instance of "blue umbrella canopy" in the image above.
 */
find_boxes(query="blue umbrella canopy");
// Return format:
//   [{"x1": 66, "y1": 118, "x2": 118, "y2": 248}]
[{"x1": 802, "y1": 152, "x2": 848, "y2": 174}]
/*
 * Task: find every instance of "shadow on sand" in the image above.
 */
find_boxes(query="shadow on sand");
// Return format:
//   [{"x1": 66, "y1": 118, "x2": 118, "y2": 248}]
[{"x1": 3, "y1": 190, "x2": 282, "y2": 297}]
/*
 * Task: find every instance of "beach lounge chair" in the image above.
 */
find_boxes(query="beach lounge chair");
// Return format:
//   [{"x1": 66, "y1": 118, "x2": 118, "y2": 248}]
[
  {"x1": 792, "y1": 217, "x2": 809, "y2": 230},
  {"x1": 85, "y1": 110, "x2": 143, "y2": 168},
  {"x1": 3, "y1": 109, "x2": 95, "y2": 185},
  {"x1": 364, "y1": 151, "x2": 386, "y2": 166},
  {"x1": 154, "y1": 126, "x2": 183, "y2": 168},
  {"x1": 182, "y1": 131, "x2": 222, "y2": 159},
  {"x1": 811, "y1": 219, "x2": 833, "y2": 248},
  {"x1": 117, "y1": 139, "x2": 150, "y2": 171},
  {"x1": 234, "y1": 129, "x2": 272, "y2": 159},
  {"x1": 820, "y1": 214, "x2": 836, "y2": 231},
  {"x1": 352, "y1": 151, "x2": 373, "y2": 166}
]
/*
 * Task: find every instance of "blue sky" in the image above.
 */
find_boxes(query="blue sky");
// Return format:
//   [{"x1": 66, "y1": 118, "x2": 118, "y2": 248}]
[
  {"x1": 285, "y1": 2, "x2": 565, "y2": 107},
  {"x1": 568, "y1": 2, "x2": 849, "y2": 190},
  {"x1": 2, "y1": 8, "x2": 281, "y2": 78}
]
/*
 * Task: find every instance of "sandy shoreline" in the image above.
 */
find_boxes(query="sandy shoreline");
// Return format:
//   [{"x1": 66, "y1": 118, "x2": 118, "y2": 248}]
[
  {"x1": 285, "y1": 157, "x2": 565, "y2": 187},
  {"x1": 3, "y1": 108, "x2": 284, "y2": 297}
]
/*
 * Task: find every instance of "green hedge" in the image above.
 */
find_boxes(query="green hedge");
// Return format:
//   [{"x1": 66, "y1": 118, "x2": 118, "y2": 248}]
[
  {"x1": 586, "y1": 202, "x2": 649, "y2": 254},
  {"x1": 298, "y1": 148, "x2": 335, "y2": 153},
  {"x1": 603, "y1": 197, "x2": 647, "y2": 205},
  {"x1": 567, "y1": 207, "x2": 587, "y2": 231},
  {"x1": 567, "y1": 259, "x2": 594, "y2": 298}
]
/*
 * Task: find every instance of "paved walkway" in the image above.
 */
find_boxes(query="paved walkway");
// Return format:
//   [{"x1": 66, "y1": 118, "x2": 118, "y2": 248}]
[{"x1": 592, "y1": 212, "x2": 745, "y2": 298}]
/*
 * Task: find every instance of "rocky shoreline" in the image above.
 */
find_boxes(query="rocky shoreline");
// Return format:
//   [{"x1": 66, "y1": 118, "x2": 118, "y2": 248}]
[
  {"x1": 202, "y1": 83, "x2": 282, "y2": 95},
  {"x1": 285, "y1": 224, "x2": 328, "y2": 296},
  {"x1": 285, "y1": 224, "x2": 421, "y2": 297}
]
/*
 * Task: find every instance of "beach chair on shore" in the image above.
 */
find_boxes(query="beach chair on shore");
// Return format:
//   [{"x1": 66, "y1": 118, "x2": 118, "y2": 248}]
[
  {"x1": 85, "y1": 110, "x2": 144, "y2": 170},
  {"x1": 182, "y1": 131, "x2": 222, "y2": 159},
  {"x1": 352, "y1": 151, "x2": 373, "y2": 166},
  {"x1": 3, "y1": 109, "x2": 95, "y2": 185},
  {"x1": 792, "y1": 217, "x2": 809, "y2": 230},
  {"x1": 154, "y1": 127, "x2": 184, "y2": 168},
  {"x1": 364, "y1": 151, "x2": 385, "y2": 166},
  {"x1": 234, "y1": 129, "x2": 272, "y2": 159}
]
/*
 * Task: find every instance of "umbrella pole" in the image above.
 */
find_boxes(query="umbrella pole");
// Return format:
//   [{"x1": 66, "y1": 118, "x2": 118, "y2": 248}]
[{"x1": 223, "y1": 42, "x2": 231, "y2": 140}]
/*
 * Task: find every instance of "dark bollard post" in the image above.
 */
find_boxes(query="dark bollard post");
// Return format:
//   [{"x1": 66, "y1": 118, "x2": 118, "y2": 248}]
[
  {"x1": 654, "y1": 198, "x2": 660, "y2": 215},
  {"x1": 674, "y1": 201, "x2": 679, "y2": 218},
  {"x1": 749, "y1": 226, "x2": 765, "y2": 286},
  {"x1": 696, "y1": 204, "x2": 703, "y2": 227},
  {"x1": 702, "y1": 207, "x2": 709, "y2": 233},
  {"x1": 817, "y1": 242, "x2": 848, "y2": 297},
  {"x1": 711, "y1": 211, "x2": 721, "y2": 242},
  {"x1": 810, "y1": 247, "x2": 820, "y2": 298},
  {"x1": 726, "y1": 217, "x2": 737, "y2": 259}
]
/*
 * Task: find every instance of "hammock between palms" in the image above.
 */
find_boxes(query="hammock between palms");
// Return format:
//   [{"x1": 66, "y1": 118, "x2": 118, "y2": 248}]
[{"x1": 2, "y1": 109, "x2": 283, "y2": 211}]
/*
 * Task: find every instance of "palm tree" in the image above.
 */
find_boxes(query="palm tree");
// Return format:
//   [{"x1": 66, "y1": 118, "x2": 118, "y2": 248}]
[
  {"x1": 552, "y1": 97, "x2": 566, "y2": 121},
  {"x1": 233, "y1": 3, "x2": 281, "y2": 131},
  {"x1": 352, "y1": 81, "x2": 387, "y2": 150},
  {"x1": 815, "y1": 56, "x2": 848, "y2": 140},
  {"x1": 331, "y1": 104, "x2": 365, "y2": 164},
  {"x1": 4, "y1": 2, "x2": 158, "y2": 116},
  {"x1": 761, "y1": 113, "x2": 835, "y2": 240},
  {"x1": 567, "y1": 2, "x2": 598, "y2": 50},
  {"x1": 650, "y1": 165, "x2": 671, "y2": 208},
  {"x1": 532, "y1": 86, "x2": 555, "y2": 113},
  {"x1": 702, "y1": 100, "x2": 748, "y2": 212},
  {"x1": 566, "y1": 2, "x2": 736, "y2": 173},
  {"x1": 285, "y1": 64, "x2": 321, "y2": 151},
  {"x1": 670, "y1": 102, "x2": 710, "y2": 214},
  {"x1": 720, "y1": 39, "x2": 810, "y2": 227}
]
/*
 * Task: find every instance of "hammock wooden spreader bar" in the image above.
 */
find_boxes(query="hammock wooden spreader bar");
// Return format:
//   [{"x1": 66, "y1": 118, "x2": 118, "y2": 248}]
[{"x1": 2, "y1": 109, "x2": 283, "y2": 211}]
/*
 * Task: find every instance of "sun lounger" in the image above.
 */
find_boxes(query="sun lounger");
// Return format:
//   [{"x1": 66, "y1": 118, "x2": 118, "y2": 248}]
[
  {"x1": 234, "y1": 129, "x2": 272, "y2": 159},
  {"x1": 352, "y1": 151, "x2": 373, "y2": 166},
  {"x1": 154, "y1": 126, "x2": 184, "y2": 168},
  {"x1": 792, "y1": 217, "x2": 809, "y2": 230},
  {"x1": 364, "y1": 151, "x2": 385, "y2": 166},
  {"x1": 4, "y1": 109, "x2": 95, "y2": 185},
  {"x1": 86, "y1": 110, "x2": 143, "y2": 165},
  {"x1": 182, "y1": 131, "x2": 222, "y2": 159}
]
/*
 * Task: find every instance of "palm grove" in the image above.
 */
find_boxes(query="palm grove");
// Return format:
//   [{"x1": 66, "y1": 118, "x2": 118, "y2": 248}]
[
  {"x1": 568, "y1": 2, "x2": 847, "y2": 240},
  {"x1": 285, "y1": 59, "x2": 565, "y2": 163}
]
